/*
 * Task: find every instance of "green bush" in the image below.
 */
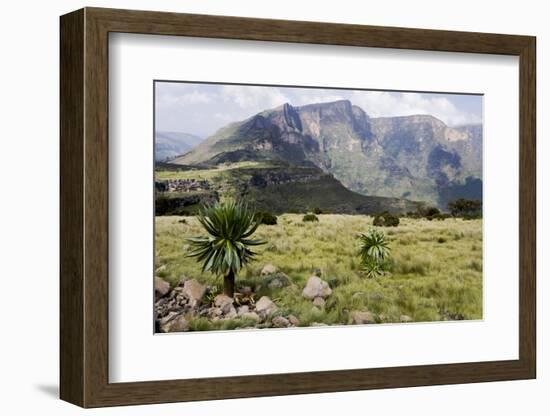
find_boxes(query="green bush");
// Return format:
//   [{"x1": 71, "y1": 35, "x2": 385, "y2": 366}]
[
  {"x1": 303, "y1": 213, "x2": 319, "y2": 222},
  {"x1": 448, "y1": 198, "x2": 482, "y2": 218},
  {"x1": 255, "y1": 211, "x2": 278, "y2": 225},
  {"x1": 313, "y1": 207, "x2": 323, "y2": 215},
  {"x1": 419, "y1": 206, "x2": 440, "y2": 218},
  {"x1": 373, "y1": 211, "x2": 400, "y2": 227}
]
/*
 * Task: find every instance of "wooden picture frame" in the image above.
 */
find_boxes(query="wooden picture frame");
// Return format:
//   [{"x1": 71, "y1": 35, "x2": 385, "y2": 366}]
[{"x1": 60, "y1": 7, "x2": 536, "y2": 408}]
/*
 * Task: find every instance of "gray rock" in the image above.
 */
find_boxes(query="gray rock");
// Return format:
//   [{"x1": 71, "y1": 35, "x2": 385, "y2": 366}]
[
  {"x1": 237, "y1": 305, "x2": 250, "y2": 315},
  {"x1": 400, "y1": 315, "x2": 413, "y2": 323},
  {"x1": 272, "y1": 316, "x2": 290, "y2": 328},
  {"x1": 225, "y1": 306, "x2": 238, "y2": 319},
  {"x1": 214, "y1": 294, "x2": 234, "y2": 314},
  {"x1": 288, "y1": 314, "x2": 300, "y2": 326},
  {"x1": 312, "y1": 297, "x2": 326, "y2": 308},
  {"x1": 154, "y1": 276, "x2": 170, "y2": 301},
  {"x1": 158, "y1": 311, "x2": 179, "y2": 326},
  {"x1": 261, "y1": 264, "x2": 279, "y2": 276},
  {"x1": 255, "y1": 296, "x2": 278, "y2": 316},
  {"x1": 351, "y1": 311, "x2": 375, "y2": 325},
  {"x1": 241, "y1": 312, "x2": 261, "y2": 323},
  {"x1": 302, "y1": 276, "x2": 333, "y2": 300},
  {"x1": 264, "y1": 272, "x2": 291, "y2": 289},
  {"x1": 182, "y1": 279, "x2": 206, "y2": 305},
  {"x1": 160, "y1": 314, "x2": 189, "y2": 333}
]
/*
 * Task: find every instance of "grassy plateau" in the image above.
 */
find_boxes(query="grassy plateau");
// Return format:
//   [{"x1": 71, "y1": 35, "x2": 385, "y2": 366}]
[{"x1": 155, "y1": 214, "x2": 482, "y2": 329}]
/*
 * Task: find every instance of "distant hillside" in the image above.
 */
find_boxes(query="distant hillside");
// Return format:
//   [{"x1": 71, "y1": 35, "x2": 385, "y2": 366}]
[
  {"x1": 155, "y1": 161, "x2": 422, "y2": 216},
  {"x1": 155, "y1": 131, "x2": 203, "y2": 162},
  {"x1": 173, "y1": 100, "x2": 482, "y2": 208}
]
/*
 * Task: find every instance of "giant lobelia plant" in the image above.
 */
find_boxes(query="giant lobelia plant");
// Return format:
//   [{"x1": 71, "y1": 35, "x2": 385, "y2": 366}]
[
  {"x1": 186, "y1": 200, "x2": 265, "y2": 297},
  {"x1": 358, "y1": 228, "x2": 391, "y2": 278}
]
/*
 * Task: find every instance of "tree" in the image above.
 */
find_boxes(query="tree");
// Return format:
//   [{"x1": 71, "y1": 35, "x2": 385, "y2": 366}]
[{"x1": 187, "y1": 201, "x2": 265, "y2": 297}]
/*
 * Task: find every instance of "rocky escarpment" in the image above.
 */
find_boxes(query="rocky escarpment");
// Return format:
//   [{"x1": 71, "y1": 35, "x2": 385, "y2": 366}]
[{"x1": 173, "y1": 100, "x2": 482, "y2": 208}]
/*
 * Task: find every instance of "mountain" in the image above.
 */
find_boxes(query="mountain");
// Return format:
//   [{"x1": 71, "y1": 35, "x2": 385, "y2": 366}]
[
  {"x1": 172, "y1": 100, "x2": 482, "y2": 208},
  {"x1": 155, "y1": 131, "x2": 203, "y2": 162}
]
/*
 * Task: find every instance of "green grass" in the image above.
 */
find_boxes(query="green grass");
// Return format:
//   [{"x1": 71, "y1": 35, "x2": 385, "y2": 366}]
[
  {"x1": 155, "y1": 161, "x2": 275, "y2": 181},
  {"x1": 155, "y1": 214, "x2": 482, "y2": 328}
]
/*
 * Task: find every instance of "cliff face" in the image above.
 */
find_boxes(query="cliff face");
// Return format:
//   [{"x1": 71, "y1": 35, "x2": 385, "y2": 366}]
[{"x1": 173, "y1": 100, "x2": 482, "y2": 207}]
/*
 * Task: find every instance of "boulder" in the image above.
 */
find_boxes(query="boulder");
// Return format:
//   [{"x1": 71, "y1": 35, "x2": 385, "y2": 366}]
[
  {"x1": 255, "y1": 296, "x2": 278, "y2": 317},
  {"x1": 261, "y1": 264, "x2": 279, "y2": 276},
  {"x1": 400, "y1": 315, "x2": 412, "y2": 323},
  {"x1": 272, "y1": 316, "x2": 290, "y2": 328},
  {"x1": 302, "y1": 276, "x2": 332, "y2": 300},
  {"x1": 312, "y1": 297, "x2": 326, "y2": 308},
  {"x1": 225, "y1": 306, "x2": 238, "y2": 319},
  {"x1": 214, "y1": 294, "x2": 234, "y2": 314},
  {"x1": 241, "y1": 312, "x2": 261, "y2": 323},
  {"x1": 209, "y1": 307, "x2": 223, "y2": 317},
  {"x1": 159, "y1": 314, "x2": 189, "y2": 333},
  {"x1": 154, "y1": 276, "x2": 170, "y2": 301},
  {"x1": 264, "y1": 272, "x2": 291, "y2": 289},
  {"x1": 351, "y1": 311, "x2": 375, "y2": 325},
  {"x1": 237, "y1": 305, "x2": 249, "y2": 315},
  {"x1": 182, "y1": 279, "x2": 206, "y2": 305},
  {"x1": 288, "y1": 314, "x2": 300, "y2": 326}
]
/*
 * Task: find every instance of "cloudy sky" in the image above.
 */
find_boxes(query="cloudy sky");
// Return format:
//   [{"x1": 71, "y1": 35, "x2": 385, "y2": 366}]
[{"x1": 155, "y1": 81, "x2": 483, "y2": 138}]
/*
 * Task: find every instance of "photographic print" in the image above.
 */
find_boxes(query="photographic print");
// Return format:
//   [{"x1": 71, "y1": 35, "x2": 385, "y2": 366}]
[{"x1": 153, "y1": 81, "x2": 483, "y2": 333}]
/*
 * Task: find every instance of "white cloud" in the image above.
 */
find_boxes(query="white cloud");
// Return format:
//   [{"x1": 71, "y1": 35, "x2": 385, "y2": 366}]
[
  {"x1": 220, "y1": 85, "x2": 290, "y2": 113},
  {"x1": 350, "y1": 91, "x2": 481, "y2": 126},
  {"x1": 156, "y1": 85, "x2": 214, "y2": 107},
  {"x1": 155, "y1": 82, "x2": 481, "y2": 136}
]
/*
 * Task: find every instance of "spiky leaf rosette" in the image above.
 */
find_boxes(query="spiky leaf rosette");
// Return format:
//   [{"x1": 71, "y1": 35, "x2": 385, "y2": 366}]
[
  {"x1": 186, "y1": 200, "x2": 265, "y2": 276},
  {"x1": 358, "y1": 228, "x2": 391, "y2": 278}
]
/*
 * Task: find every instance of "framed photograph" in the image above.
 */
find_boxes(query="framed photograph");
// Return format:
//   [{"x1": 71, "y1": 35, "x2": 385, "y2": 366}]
[{"x1": 60, "y1": 7, "x2": 536, "y2": 408}]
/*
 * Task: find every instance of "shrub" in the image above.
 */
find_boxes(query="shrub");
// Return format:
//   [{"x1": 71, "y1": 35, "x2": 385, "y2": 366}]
[
  {"x1": 255, "y1": 211, "x2": 278, "y2": 225},
  {"x1": 313, "y1": 207, "x2": 323, "y2": 215},
  {"x1": 448, "y1": 198, "x2": 482, "y2": 218},
  {"x1": 437, "y1": 237, "x2": 447, "y2": 244},
  {"x1": 358, "y1": 228, "x2": 391, "y2": 278},
  {"x1": 373, "y1": 211, "x2": 400, "y2": 227},
  {"x1": 419, "y1": 206, "x2": 440, "y2": 218},
  {"x1": 303, "y1": 213, "x2": 319, "y2": 222}
]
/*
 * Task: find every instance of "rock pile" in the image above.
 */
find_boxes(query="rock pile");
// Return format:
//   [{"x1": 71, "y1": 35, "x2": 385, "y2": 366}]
[{"x1": 154, "y1": 273, "x2": 301, "y2": 333}]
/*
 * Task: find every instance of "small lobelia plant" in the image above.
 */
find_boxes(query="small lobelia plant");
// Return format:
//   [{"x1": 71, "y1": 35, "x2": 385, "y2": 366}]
[
  {"x1": 186, "y1": 200, "x2": 265, "y2": 298},
  {"x1": 358, "y1": 228, "x2": 391, "y2": 278}
]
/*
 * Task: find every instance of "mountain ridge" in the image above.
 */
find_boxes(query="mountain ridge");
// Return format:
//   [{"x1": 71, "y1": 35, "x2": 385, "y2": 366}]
[{"x1": 172, "y1": 100, "x2": 482, "y2": 207}]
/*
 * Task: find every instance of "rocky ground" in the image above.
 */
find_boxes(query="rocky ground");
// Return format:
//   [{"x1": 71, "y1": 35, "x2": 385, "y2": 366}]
[{"x1": 154, "y1": 263, "x2": 413, "y2": 333}]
